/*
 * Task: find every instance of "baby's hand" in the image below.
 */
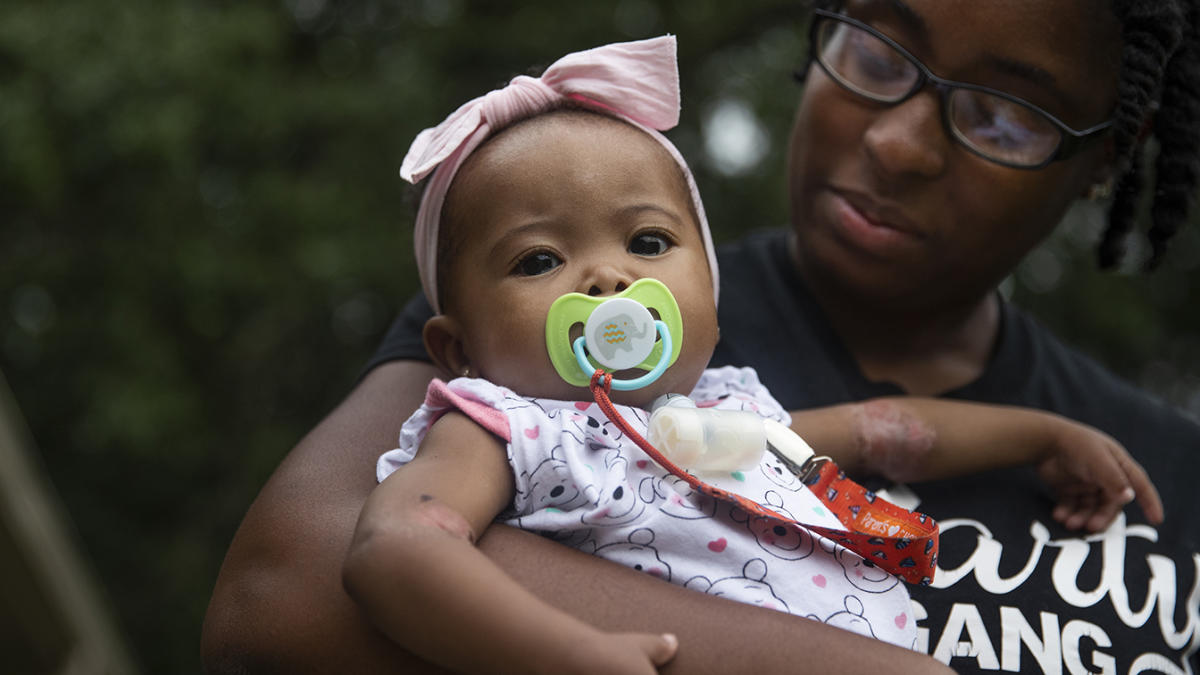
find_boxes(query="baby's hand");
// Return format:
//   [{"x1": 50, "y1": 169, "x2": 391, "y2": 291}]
[
  {"x1": 1038, "y1": 420, "x2": 1163, "y2": 532},
  {"x1": 571, "y1": 631, "x2": 677, "y2": 674}
]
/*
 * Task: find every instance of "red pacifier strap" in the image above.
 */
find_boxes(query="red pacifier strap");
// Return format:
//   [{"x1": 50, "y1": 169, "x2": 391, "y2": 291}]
[{"x1": 589, "y1": 372, "x2": 939, "y2": 585}]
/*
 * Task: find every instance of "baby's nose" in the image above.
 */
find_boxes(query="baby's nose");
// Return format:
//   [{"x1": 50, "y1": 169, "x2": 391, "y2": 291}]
[{"x1": 584, "y1": 265, "x2": 633, "y2": 296}]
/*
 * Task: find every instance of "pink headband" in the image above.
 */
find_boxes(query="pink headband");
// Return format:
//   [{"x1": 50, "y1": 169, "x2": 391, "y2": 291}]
[{"x1": 400, "y1": 35, "x2": 719, "y2": 314}]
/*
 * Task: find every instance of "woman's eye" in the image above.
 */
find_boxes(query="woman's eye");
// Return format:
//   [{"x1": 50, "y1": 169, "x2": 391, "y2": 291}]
[
  {"x1": 515, "y1": 251, "x2": 562, "y2": 276},
  {"x1": 629, "y1": 233, "x2": 670, "y2": 257},
  {"x1": 846, "y1": 30, "x2": 909, "y2": 83}
]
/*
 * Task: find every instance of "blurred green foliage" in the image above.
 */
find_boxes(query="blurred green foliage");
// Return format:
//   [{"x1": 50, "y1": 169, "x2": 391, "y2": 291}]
[{"x1": 0, "y1": 1, "x2": 1197, "y2": 672}]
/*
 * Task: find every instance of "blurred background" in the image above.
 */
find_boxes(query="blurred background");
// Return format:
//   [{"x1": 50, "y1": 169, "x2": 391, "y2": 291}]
[{"x1": 2, "y1": 0, "x2": 1198, "y2": 672}]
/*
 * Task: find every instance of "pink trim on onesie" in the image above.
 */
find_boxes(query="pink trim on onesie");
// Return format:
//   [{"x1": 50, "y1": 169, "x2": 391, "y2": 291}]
[{"x1": 424, "y1": 379, "x2": 512, "y2": 442}]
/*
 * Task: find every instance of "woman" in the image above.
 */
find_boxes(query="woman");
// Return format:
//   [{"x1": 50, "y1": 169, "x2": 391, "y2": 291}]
[{"x1": 202, "y1": 1, "x2": 1200, "y2": 672}]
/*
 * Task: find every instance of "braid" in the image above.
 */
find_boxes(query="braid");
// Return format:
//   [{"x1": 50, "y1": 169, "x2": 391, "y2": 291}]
[
  {"x1": 1147, "y1": 1, "x2": 1200, "y2": 267},
  {"x1": 1102, "y1": 0, "x2": 1198, "y2": 269},
  {"x1": 1100, "y1": 150, "x2": 1144, "y2": 268}
]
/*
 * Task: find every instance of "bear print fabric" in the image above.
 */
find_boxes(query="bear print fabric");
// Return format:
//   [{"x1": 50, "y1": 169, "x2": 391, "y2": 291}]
[{"x1": 378, "y1": 366, "x2": 918, "y2": 648}]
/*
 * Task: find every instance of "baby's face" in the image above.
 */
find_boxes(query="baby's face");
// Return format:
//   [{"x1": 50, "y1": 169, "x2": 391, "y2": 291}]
[{"x1": 440, "y1": 114, "x2": 718, "y2": 407}]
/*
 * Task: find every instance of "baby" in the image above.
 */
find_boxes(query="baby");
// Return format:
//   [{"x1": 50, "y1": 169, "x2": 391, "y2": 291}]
[{"x1": 343, "y1": 37, "x2": 1161, "y2": 674}]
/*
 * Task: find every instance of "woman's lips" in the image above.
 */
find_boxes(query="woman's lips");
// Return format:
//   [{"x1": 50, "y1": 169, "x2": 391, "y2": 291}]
[{"x1": 828, "y1": 191, "x2": 925, "y2": 257}]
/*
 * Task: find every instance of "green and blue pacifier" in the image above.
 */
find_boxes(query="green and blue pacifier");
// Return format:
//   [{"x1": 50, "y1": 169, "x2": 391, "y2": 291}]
[{"x1": 545, "y1": 278, "x2": 683, "y2": 391}]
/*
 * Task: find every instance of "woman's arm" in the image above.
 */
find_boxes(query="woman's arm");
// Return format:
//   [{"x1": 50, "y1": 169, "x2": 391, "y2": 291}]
[
  {"x1": 344, "y1": 412, "x2": 676, "y2": 675},
  {"x1": 201, "y1": 360, "x2": 954, "y2": 674},
  {"x1": 790, "y1": 397, "x2": 1163, "y2": 531},
  {"x1": 201, "y1": 360, "x2": 444, "y2": 674}
]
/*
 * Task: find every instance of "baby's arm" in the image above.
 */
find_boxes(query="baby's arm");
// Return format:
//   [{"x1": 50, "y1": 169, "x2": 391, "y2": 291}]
[
  {"x1": 790, "y1": 398, "x2": 1163, "y2": 531},
  {"x1": 342, "y1": 411, "x2": 677, "y2": 675}
]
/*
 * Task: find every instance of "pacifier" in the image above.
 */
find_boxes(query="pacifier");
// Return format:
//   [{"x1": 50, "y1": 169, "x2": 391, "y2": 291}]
[{"x1": 545, "y1": 278, "x2": 683, "y2": 390}]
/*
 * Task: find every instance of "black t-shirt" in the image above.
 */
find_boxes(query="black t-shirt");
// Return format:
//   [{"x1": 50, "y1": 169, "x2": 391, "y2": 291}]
[{"x1": 372, "y1": 228, "x2": 1200, "y2": 672}]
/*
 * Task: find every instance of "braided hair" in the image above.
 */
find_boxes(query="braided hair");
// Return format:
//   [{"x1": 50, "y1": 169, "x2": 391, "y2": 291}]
[{"x1": 1102, "y1": 0, "x2": 1200, "y2": 269}]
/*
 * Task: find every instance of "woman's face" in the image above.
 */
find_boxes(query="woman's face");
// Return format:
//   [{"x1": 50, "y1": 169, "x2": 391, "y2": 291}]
[{"x1": 789, "y1": 0, "x2": 1120, "y2": 311}]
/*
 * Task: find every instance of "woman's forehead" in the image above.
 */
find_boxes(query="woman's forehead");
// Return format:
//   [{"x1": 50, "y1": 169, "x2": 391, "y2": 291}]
[
  {"x1": 843, "y1": 0, "x2": 1120, "y2": 118},
  {"x1": 859, "y1": 0, "x2": 1120, "y2": 68}
]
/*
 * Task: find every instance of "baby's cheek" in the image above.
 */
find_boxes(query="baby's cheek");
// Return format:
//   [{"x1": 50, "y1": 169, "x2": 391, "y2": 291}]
[
  {"x1": 415, "y1": 495, "x2": 476, "y2": 543},
  {"x1": 855, "y1": 401, "x2": 936, "y2": 481}
]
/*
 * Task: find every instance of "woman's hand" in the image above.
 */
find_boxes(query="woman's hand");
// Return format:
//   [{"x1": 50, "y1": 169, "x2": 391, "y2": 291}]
[{"x1": 1037, "y1": 420, "x2": 1164, "y2": 532}]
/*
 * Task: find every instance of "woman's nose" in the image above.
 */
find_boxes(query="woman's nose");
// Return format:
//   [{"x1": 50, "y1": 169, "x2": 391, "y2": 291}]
[
  {"x1": 862, "y1": 91, "x2": 947, "y2": 179},
  {"x1": 583, "y1": 264, "x2": 632, "y2": 297}
]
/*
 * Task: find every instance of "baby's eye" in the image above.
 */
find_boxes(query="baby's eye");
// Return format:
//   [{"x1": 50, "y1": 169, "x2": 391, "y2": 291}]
[
  {"x1": 514, "y1": 251, "x2": 562, "y2": 276},
  {"x1": 629, "y1": 232, "x2": 671, "y2": 257}
]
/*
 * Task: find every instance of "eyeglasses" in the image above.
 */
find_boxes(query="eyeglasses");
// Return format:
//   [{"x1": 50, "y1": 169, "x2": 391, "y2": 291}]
[{"x1": 808, "y1": 8, "x2": 1113, "y2": 169}]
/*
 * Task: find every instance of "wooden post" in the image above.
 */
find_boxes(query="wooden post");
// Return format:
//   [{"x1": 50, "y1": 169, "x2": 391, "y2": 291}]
[{"x1": 0, "y1": 370, "x2": 137, "y2": 674}]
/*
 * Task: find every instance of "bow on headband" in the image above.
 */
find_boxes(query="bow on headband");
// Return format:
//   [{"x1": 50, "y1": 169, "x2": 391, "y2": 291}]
[{"x1": 400, "y1": 35, "x2": 719, "y2": 314}]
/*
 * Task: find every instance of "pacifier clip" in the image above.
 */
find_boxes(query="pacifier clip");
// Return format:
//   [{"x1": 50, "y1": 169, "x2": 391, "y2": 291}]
[{"x1": 588, "y1": 371, "x2": 940, "y2": 586}]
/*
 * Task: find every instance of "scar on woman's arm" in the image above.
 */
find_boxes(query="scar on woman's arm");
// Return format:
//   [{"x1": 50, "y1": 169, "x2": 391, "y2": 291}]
[
  {"x1": 414, "y1": 494, "x2": 477, "y2": 543},
  {"x1": 854, "y1": 401, "x2": 937, "y2": 481}
]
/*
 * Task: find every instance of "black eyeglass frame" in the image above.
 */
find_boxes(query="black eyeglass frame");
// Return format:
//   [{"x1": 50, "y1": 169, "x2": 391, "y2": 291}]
[{"x1": 808, "y1": 8, "x2": 1114, "y2": 170}]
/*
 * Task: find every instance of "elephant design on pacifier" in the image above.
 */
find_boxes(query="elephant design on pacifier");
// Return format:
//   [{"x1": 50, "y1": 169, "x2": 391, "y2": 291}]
[
  {"x1": 586, "y1": 301, "x2": 656, "y2": 367},
  {"x1": 545, "y1": 278, "x2": 683, "y2": 391},
  {"x1": 594, "y1": 313, "x2": 652, "y2": 361}
]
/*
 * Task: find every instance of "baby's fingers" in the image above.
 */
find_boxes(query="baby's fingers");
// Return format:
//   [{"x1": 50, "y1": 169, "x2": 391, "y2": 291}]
[
  {"x1": 1055, "y1": 490, "x2": 1125, "y2": 533},
  {"x1": 1116, "y1": 452, "x2": 1163, "y2": 525},
  {"x1": 619, "y1": 632, "x2": 678, "y2": 669},
  {"x1": 1054, "y1": 492, "x2": 1098, "y2": 531},
  {"x1": 1082, "y1": 494, "x2": 1128, "y2": 533}
]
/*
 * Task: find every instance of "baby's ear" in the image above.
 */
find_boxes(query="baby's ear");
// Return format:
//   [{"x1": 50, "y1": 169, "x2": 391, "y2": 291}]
[{"x1": 423, "y1": 315, "x2": 472, "y2": 378}]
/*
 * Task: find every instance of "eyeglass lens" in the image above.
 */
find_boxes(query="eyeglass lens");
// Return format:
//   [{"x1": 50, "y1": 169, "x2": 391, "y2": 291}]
[{"x1": 815, "y1": 18, "x2": 1062, "y2": 167}]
